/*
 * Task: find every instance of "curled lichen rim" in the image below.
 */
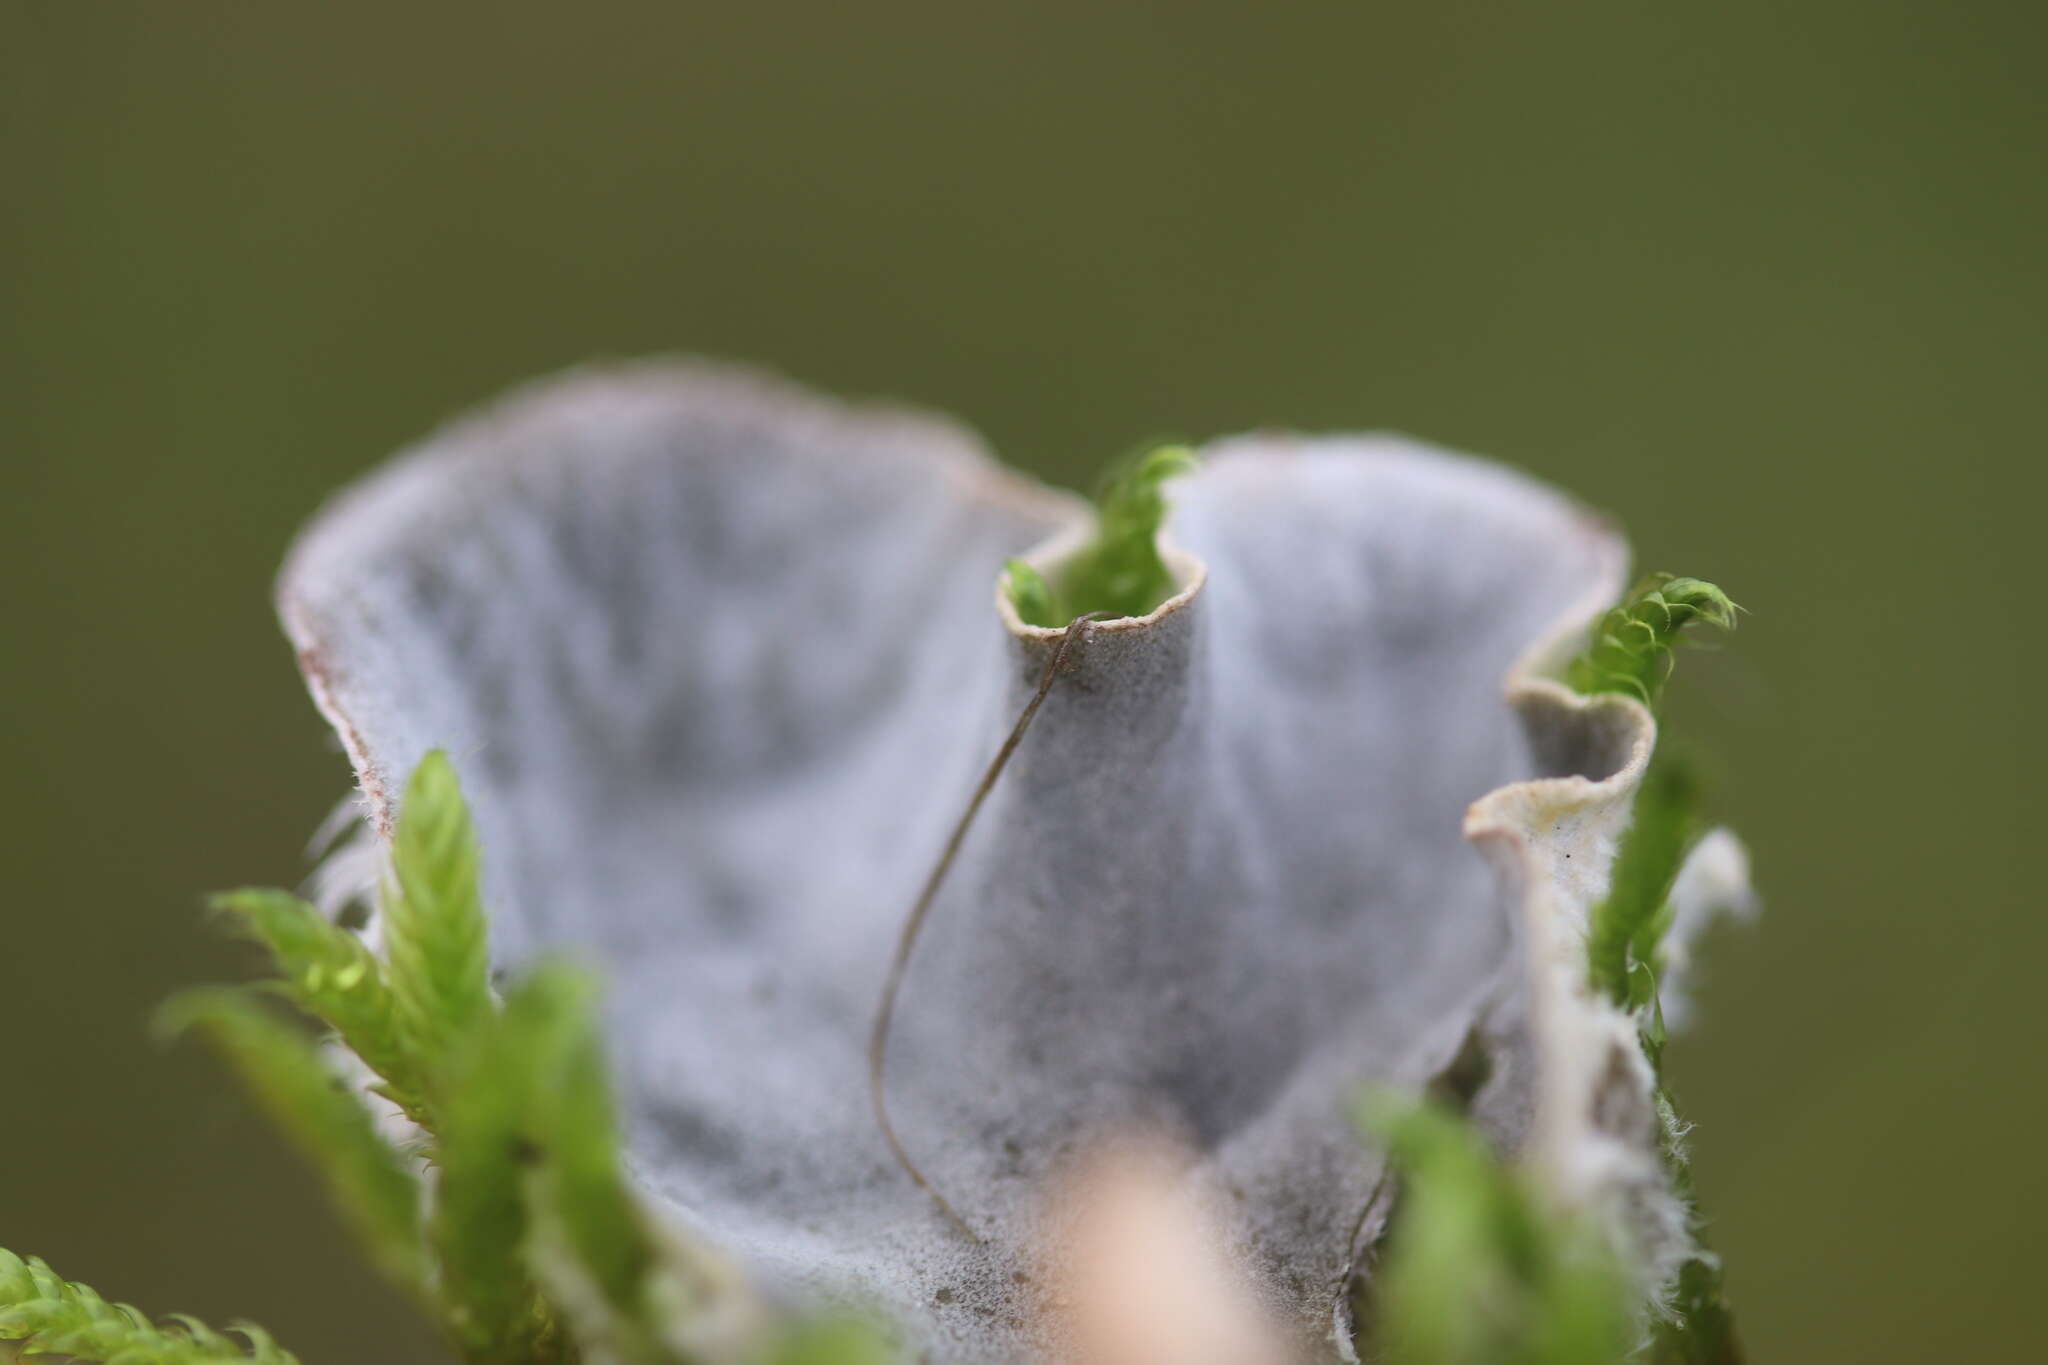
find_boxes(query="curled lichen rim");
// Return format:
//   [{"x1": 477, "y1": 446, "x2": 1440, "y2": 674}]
[{"x1": 993, "y1": 527, "x2": 1208, "y2": 641}]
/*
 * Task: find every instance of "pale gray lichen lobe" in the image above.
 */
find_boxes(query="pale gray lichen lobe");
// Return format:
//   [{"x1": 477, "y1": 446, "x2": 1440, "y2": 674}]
[{"x1": 280, "y1": 359, "x2": 1701, "y2": 1361}]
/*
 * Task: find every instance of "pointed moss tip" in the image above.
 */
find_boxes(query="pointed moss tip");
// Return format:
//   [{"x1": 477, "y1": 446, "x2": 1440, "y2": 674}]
[{"x1": 1567, "y1": 573, "x2": 1740, "y2": 707}]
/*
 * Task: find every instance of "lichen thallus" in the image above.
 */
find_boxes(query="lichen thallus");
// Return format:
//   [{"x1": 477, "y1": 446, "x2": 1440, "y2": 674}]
[
  {"x1": 866, "y1": 610, "x2": 1101, "y2": 1241},
  {"x1": 868, "y1": 443, "x2": 1195, "y2": 1239}
]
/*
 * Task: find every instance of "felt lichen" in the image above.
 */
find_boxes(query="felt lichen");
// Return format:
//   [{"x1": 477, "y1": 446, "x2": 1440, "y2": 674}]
[
  {"x1": 257, "y1": 361, "x2": 1761, "y2": 1361},
  {"x1": 7, "y1": 363, "x2": 1776, "y2": 1365},
  {"x1": 1004, "y1": 443, "x2": 1196, "y2": 624},
  {"x1": 1364, "y1": 574, "x2": 1748, "y2": 1363}
]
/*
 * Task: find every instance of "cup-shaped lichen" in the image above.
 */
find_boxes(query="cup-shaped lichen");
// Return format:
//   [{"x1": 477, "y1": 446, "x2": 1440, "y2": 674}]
[{"x1": 267, "y1": 360, "x2": 1750, "y2": 1362}]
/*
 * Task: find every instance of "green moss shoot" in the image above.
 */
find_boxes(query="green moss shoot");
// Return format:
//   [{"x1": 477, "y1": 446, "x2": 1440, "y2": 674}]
[
  {"x1": 1567, "y1": 575, "x2": 1738, "y2": 708},
  {"x1": 1006, "y1": 444, "x2": 1197, "y2": 626},
  {"x1": 1357, "y1": 1097, "x2": 1633, "y2": 1365}
]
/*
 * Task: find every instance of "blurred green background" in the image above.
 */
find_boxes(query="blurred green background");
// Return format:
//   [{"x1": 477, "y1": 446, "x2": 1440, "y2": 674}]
[{"x1": 3, "y1": 3, "x2": 2038, "y2": 1361}]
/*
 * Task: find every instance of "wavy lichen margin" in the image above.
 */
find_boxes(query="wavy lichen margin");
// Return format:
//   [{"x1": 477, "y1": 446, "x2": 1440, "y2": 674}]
[{"x1": 1364, "y1": 569, "x2": 1746, "y2": 1364}]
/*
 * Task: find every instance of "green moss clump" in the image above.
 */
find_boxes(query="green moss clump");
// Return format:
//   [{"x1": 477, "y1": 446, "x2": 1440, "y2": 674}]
[{"x1": 1006, "y1": 444, "x2": 1197, "y2": 626}]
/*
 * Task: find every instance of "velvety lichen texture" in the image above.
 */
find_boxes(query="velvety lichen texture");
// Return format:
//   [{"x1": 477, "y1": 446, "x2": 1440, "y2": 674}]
[
  {"x1": 0, "y1": 359, "x2": 1755, "y2": 1365},
  {"x1": 263, "y1": 360, "x2": 1749, "y2": 1361}
]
